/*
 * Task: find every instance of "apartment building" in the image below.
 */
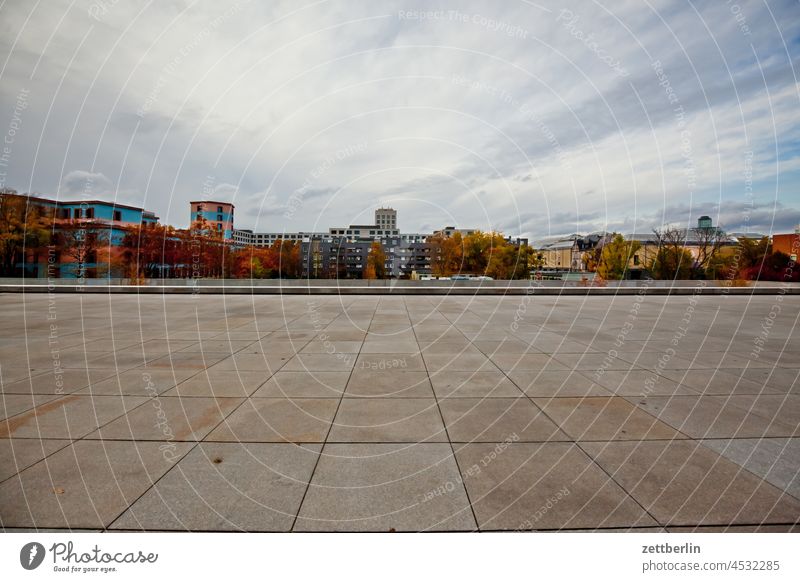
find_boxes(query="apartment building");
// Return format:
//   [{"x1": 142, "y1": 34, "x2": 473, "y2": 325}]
[
  {"x1": 190, "y1": 200, "x2": 234, "y2": 239},
  {"x1": 1, "y1": 191, "x2": 160, "y2": 277}
]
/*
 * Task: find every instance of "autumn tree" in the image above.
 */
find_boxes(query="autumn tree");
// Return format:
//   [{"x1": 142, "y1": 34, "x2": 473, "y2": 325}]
[
  {"x1": 232, "y1": 245, "x2": 278, "y2": 279},
  {"x1": 486, "y1": 240, "x2": 533, "y2": 279},
  {"x1": 582, "y1": 246, "x2": 602, "y2": 273},
  {"x1": 733, "y1": 236, "x2": 770, "y2": 279},
  {"x1": 731, "y1": 237, "x2": 799, "y2": 281},
  {"x1": 431, "y1": 232, "x2": 463, "y2": 277},
  {"x1": 596, "y1": 234, "x2": 641, "y2": 280},
  {"x1": 118, "y1": 223, "x2": 181, "y2": 280},
  {"x1": 462, "y1": 231, "x2": 492, "y2": 274},
  {"x1": 277, "y1": 240, "x2": 301, "y2": 278},
  {"x1": 705, "y1": 252, "x2": 737, "y2": 280},
  {"x1": 366, "y1": 240, "x2": 387, "y2": 279},
  {"x1": 56, "y1": 221, "x2": 106, "y2": 279},
  {"x1": 0, "y1": 190, "x2": 52, "y2": 276}
]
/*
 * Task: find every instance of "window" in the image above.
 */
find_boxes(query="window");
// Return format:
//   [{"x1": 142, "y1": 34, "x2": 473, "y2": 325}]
[
  {"x1": 633, "y1": 255, "x2": 640, "y2": 266},
  {"x1": 217, "y1": 214, "x2": 223, "y2": 221},
  {"x1": 217, "y1": 223, "x2": 222, "y2": 231},
  {"x1": 369, "y1": 230, "x2": 375, "y2": 235},
  {"x1": 113, "y1": 210, "x2": 122, "y2": 222},
  {"x1": 197, "y1": 204, "x2": 203, "y2": 211},
  {"x1": 85, "y1": 208, "x2": 94, "y2": 219},
  {"x1": 73, "y1": 208, "x2": 82, "y2": 219},
  {"x1": 59, "y1": 208, "x2": 70, "y2": 219},
  {"x1": 217, "y1": 206, "x2": 223, "y2": 213}
]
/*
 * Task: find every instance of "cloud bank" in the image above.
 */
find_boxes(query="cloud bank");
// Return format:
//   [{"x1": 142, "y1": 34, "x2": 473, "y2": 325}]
[{"x1": 1, "y1": 0, "x2": 798, "y2": 238}]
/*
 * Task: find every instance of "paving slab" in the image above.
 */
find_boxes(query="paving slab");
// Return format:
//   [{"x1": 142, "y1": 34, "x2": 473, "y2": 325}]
[
  {"x1": 111, "y1": 443, "x2": 321, "y2": 531},
  {"x1": 0, "y1": 440, "x2": 192, "y2": 528},
  {"x1": 178, "y1": 340, "x2": 255, "y2": 353},
  {"x1": 300, "y1": 341, "x2": 363, "y2": 354},
  {"x1": 626, "y1": 395, "x2": 798, "y2": 438},
  {"x1": 161, "y1": 370, "x2": 270, "y2": 397},
  {"x1": 455, "y1": 442, "x2": 656, "y2": 530},
  {"x1": 294, "y1": 443, "x2": 475, "y2": 531},
  {"x1": 207, "y1": 352, "x2": 292, "y2": 372},
  {"x1": 439, "y1": 398, "x2": 567, "y2": 443},
  {"x1": 0, "y1": 394, "x2": 61, "y2": 421},
  {"x1": 659, "y1": 369, "x2": 779, "y2": 395},
  {"x1": 590, "y1": 370, "x2": 696, "y2": 396},
  {"x1": 88, "y1": 397, "x2": 242, "y2": 441},
  {"x1": 430, "y1": 371, "x2": 523, "y2": 398},
  {"x1": 328, "y1": 398, "x2": 446, "y2": 442},
  {"x1": 282, "y1": 354, "x2": 356, "y2": 372},
  {"x1": 701, "y1": 438, "x2": 800, "y2": 499},
  {"x1": 355, "y1": 353, "x2": 425, "y2": 371},
  {"x1": 1, "y1": 395, "x2": 148, "y2": 439},
  {"x1": 207, "y1": 398, "x2": 338, "y2": 442},
  {"x1": 419, "y1": 340, "x2": 478, "y2": 354},
  {"x1": 149, "y1": 351, "x2": 233, "y2": 370},
  {"x1": 508, "y1": 370, "x2": 612, "y2": 398},
  {"x1": 76, "y1": 369, "x2": 196, "y2": 396},
  {"x1": 582, "y1": 440, "x2": 800, "y2": 526},
  {"x1": 3, "y1": 369, "x2": 118, "y2": 395},
  {"x1": 0, "y1": 438, "x2": 71, "y2": 482},
  {"x1": 533, "y1": 396, "x2": 685, "y2": 441},
  {"x1": 422, "y1": 353, "x2": 498, "y2": 372},
  {"x1": 253, "y1": 372, "x2": 349, "y2": 398},
  {"x1": 490, "y1": 353, "x2": 569, "y2": 372},
  {"x1": 345, "y1": 370, "x2": 433, "y2": 398},
  {"x1": 1, "y1": 368, "x2": 47, "y2": 385}
]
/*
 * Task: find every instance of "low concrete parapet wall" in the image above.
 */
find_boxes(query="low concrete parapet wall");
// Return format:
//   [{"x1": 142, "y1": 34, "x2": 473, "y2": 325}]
[{"x1": 1, "y1": 281, "x2": 797, "y2": 295}]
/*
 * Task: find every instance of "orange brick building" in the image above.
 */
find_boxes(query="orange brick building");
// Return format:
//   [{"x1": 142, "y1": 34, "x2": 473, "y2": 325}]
[{"x1": 772, "y1": 231, "x2": 800, "y2": 261}]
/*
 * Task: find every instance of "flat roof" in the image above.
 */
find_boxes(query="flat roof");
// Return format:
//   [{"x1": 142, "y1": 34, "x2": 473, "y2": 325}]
[
  {"x1": 3, "y1": 192, "x2": 155, "y2": 214},
  {"x1": 190, "y1": 200, "x2": 235, "y2": 207}
]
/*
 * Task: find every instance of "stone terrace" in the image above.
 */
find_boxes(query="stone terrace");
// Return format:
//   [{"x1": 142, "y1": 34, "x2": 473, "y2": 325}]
[{"x1": 0, "y1": 293, "x2": 798, "y2": 532}]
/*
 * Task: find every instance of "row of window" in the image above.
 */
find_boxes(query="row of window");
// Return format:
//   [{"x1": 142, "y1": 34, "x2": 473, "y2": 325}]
[
  {"x1": 196, "y1": 213, "x2": 226, "y2": 222},
  {"x1": 330, "y1": 229, "x2": 399, "y2": 235},
  {"x1": 196, "y1": 204, "x2": 232, "y2": 215},
  {"x1": 58, "y1": 207, "x2": 124, "y2": 221}
]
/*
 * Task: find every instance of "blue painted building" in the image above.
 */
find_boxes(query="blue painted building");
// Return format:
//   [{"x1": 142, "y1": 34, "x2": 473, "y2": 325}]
[
  {"x1": 190, "y1": 200, "x2": 235, "y2": 240},
  {"x1": 0, "y1": 192, "x2": 160, "y2": 278}
]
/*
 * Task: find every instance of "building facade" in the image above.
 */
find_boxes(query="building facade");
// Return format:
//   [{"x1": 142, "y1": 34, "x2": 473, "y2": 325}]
[
  {"x1": 190, "y1": 200, "x2": 234, "y2": 239},
  {"x1": 1, "y1": 192, "x2": 160, "y2": 277},
  {"x1": 772, "y1": 229, "x2": 800, "y2": 261}
]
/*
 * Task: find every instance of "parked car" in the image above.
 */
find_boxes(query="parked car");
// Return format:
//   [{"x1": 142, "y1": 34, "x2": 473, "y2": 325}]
[
  {"x1": 475, "y1": 276, "x2": 494, "y2": 281},
  {"x1": 450, "y1": 274, "x2": 471, "y2": 281}
]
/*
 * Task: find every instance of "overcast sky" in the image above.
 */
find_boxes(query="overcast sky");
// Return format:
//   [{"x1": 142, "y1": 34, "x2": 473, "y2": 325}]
[{"x1": 1, "y1": 0, "x2": 799, "y2": 240}]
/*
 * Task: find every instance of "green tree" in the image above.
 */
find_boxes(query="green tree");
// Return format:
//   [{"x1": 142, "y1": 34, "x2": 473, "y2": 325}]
[{"x1": 649, "y1": 246, "x2": 694, "y2": 279}]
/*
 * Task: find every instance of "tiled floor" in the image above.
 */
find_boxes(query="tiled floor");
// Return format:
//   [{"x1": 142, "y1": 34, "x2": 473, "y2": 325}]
[{"x1": 1, "y1": 293, "x2": 799, "y2": 531}]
